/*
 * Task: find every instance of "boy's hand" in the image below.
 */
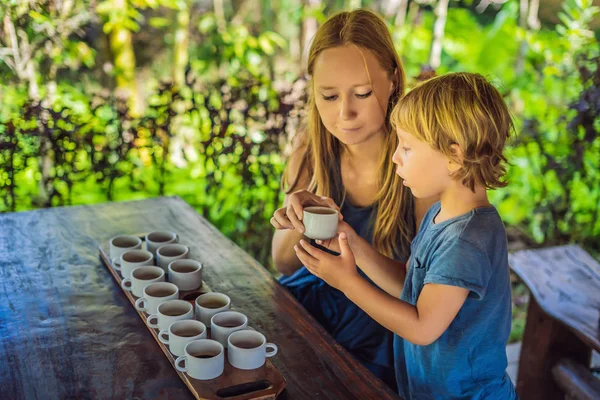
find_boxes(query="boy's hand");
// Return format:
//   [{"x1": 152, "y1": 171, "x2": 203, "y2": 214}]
[
  {"x1": 314, "y1": 220, "x2": 357, "y2": 254},
  {"x1": 294, "y1": 233, "x2": 358, "y2": 291}
]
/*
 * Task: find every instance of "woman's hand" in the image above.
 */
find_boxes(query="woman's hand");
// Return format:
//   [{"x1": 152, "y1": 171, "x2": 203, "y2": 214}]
[{"x1": 270, "y1": 190, "x2": 342, "y2": 234}]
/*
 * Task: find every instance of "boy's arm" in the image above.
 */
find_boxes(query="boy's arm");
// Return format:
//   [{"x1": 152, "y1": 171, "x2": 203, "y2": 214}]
[
  {"x1": 349, "y1": 235, "x2": 407, "y2": 297},
  {"x1": 343, "y1": 276, "x2": 469, "y2": 346},
  {"x1": 295, "y1": 233, "x2": 470, "y2": 345}
]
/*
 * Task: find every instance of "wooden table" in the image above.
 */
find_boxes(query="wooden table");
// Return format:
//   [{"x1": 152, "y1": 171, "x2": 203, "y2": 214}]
[{"x1": 0, "y1": 196, "x2": 399, "y2": 400}]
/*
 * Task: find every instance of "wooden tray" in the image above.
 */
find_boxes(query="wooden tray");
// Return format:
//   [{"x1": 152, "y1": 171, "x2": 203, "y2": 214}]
[{"x1": 98, "y1": 235, "x2": 286, "y2": 400}]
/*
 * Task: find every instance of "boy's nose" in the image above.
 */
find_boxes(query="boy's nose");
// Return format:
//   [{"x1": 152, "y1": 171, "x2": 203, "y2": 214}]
[{"x1": 392, "y1": 147, "x2": 402, "y2": 166}]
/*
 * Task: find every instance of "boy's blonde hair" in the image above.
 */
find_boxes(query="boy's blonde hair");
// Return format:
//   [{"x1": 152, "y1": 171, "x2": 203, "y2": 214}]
[{"x1": 391, "y1": 72, "x2": 514, "y2": 191}]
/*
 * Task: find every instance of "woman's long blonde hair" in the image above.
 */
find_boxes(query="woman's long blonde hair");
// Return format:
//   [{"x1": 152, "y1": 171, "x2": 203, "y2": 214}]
[{"x1": 284, "y1": 9, "x2": 415, "y2": 259}]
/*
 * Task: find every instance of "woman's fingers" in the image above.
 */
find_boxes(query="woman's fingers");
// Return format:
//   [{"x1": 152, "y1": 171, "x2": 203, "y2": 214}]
[
  {"x1": 286, "y1": 204, "x2": 305, "y2": 233},
  {"x1": 273, "y1": 207, "x2": 294, "y2": 230}
]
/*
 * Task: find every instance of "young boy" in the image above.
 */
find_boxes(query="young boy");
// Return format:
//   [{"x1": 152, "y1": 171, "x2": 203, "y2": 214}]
[{"x1": 294, "y1": 72, "x2": 518, "y2": 399}]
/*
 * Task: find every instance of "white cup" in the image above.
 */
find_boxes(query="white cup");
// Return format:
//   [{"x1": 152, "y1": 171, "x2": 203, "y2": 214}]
[
  {"x1": 302, "y1": 206, "x2": 339, "y2": 240},
  {"x1": 211, "y1": 311, "x2": 249, "y2": 348},
  {"x1": 156, "y1": 244, "x2": 189, "y2": 272},
  {"x1": 121, "y1": 266, "x2": 165, "y2": 298},
  {"x1": 195, "y1": 293, "x2": 231, "y2": 326},
  {"x1": 168, "y1": 259, "x2": 203, "y2": 291},
  {"x1": 134, "y1": 282, "x2": 179, "y2": 315},
  {"x1": 145, "y1": 231, "x2": 179, "y2": 257},
  {"x1": 147, "y1": 299, "x2": 194, "y2": 331},
  {"x1": 175, "y1": 339, "x2": 224, "y2": 381},
  {"x1": 227, "y1": 330, "x2": 278, "y2": 370},
  {"x1": 115, "y1": 249, "x2": 154, "y2": 279},
  {"x1": 159, "y1": 320, "x2": 207, "y2": 356},
  {"x1": 109, "y1": 235, "x2": 142, "y2": 267}
]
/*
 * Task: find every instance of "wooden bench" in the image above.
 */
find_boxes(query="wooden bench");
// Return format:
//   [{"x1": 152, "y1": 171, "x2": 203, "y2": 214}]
[{"x1": 509, "y1": 245, "x2": 600, "y2": 400}]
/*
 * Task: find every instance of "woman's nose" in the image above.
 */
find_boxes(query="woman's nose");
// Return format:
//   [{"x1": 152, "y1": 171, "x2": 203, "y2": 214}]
[{"x1": 339, "y1": 97, "x2": 356, "y2": 120}]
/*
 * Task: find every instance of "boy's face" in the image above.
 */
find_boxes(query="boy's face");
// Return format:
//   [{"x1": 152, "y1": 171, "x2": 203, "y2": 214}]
[{"x1": 392, "y1": 129, "x2": 453, "y2": 198}]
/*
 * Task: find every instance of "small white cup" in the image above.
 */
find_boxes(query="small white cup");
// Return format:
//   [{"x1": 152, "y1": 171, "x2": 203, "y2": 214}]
[
  {"x1": 109, "y1": 235, "x2": 142, "y2": 267},
  {"x1": 227, "y1": 330, "x2": 278, "y2": 370},
  {"x1": 115, "y1": 249, "x2": 154, "y2": 279},
  {"x1": 147, "y1": 299, "x2": 194, "y2": 331},
  {"x1": 302, "y1": 206, "x2": 339, "y2": 240},
  {"x1": 156, "y1": 244, "x2": 189, "y2": 272},
  {"x1": 195, "y1": 293, "x2": 231, "y2": 326},
  {"x1": 145, "y1": 231, "x2": 179, "y2": 257},
  {"x1": 121, "y1": 266, "x2": 165, "y2": 298},
  {"x1": 168, "y1": 260, "x2": 203, "y2": 291},
  {"x1": 159, "y1": 320, "x2": 207, "y2": 357},
  {"x1": 211, "y1": 311, "x2": 249, "y2": 348},
  {"x1": 175, "y1": 339, "x2": 224, "y2": 381},
  {"x1": 134, "y1": 282, "x2": 179, "y2": 315}
]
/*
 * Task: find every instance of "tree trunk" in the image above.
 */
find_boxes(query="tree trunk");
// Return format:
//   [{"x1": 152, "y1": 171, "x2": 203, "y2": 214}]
[
  {"x1": 515, "y1": 0, "x2": 529, "y2": 75},
  {"x1": 173, "y1": 0, "x2": 190, "y2": 87},
  {"x1": 347, "y1": 0, "x2": 361, "y2": 10},
  {"x1": 214, "y1": 0, "x2": 227, "y2": 33},
  {"x1": 301, "y1": 0, "x2": 320, "y2": 72},
  {"x1": 395, "y1": 0, "x2": 409, "y2": 28},
  {"x1": 429, "y1": 0, "x2": 449, "y2": 69},
  {"x1": 528, "y1": 0, "x2": 540, "y2": 30},
  {"x1": 108, "y1": 0, "x2": 141, "y2": 116}
]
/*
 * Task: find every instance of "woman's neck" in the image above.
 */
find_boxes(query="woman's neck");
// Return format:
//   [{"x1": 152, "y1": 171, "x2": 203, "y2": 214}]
[{"x1": 342, "y1": 130, "x2": 385, "y2": 168}]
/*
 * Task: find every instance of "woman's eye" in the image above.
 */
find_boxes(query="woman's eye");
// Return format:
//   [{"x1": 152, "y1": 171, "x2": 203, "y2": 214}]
[
  {"x1": 356, "y1": 91, "x2": 373, "y2": 99},
  {"x1": 403, "y1": 147, "x2": 411, "y2": 153},
  {"x1": 322, "y1": 94, "x2": 338, "y2": 101}
]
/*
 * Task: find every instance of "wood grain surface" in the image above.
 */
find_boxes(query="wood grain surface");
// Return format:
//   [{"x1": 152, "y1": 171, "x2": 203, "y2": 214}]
[{"x1": 0, "y1": 196, "x2": 400, "y2": 400}]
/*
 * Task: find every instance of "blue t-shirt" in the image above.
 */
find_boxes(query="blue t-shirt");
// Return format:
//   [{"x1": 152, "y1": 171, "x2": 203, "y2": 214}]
[{"x1": 395, "y1": 202, "x2": 518, "y2": 400}]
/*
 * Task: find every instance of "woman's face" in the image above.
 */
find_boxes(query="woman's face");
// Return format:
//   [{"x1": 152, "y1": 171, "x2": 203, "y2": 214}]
[{"x1": 313, "y1": 45, "x2": 395, "y2": 146}]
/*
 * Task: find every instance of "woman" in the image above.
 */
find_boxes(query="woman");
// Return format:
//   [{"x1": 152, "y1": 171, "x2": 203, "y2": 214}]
[{"x1": 270, "y1": 9, "x2": 435, "y2": 389}]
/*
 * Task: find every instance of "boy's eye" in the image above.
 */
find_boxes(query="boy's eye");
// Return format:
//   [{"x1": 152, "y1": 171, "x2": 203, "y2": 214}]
[
  {"x1": 356, "y1": 91, "x2": 373, "y2": 99},
  {"x1": 322, "y1": 94, "x2": 338, "y2": 101}
]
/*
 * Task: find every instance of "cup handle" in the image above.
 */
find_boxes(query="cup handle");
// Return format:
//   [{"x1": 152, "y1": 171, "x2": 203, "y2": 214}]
[
  {"x1": 158, "y1": 330, "x2": 170, "y2": 345},
  {"x1": 265, "y1": 343, "x2": 278, "y2": 357},
  {"x1": 121, "y1": 279, "x2": 132, "y2": 291},
  {"x1": 134, "y1": 298, "x2": 146, "y2": 312},
  {"x1": 147, "y1": 314, "x2": 159, "y2": 329},
  {"x1": 112, "y1": 257, "x2": 121, "y2": 271},
  {"x1": 175, "y1": 355, "x2": 187, "y2": 373},
  {"x1": 174, "y1": 233, "x2": 179, "y2": 242}
]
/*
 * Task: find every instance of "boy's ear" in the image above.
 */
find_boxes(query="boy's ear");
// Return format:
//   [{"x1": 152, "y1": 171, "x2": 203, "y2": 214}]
[{"x1": 448, "y1": 144, "x2": 464, "y2": 173}]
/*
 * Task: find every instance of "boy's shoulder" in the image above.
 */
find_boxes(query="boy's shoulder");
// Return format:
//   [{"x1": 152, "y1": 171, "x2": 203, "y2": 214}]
[{"x1": 421, "y1": 202, "x2": 506, "y2": 255}]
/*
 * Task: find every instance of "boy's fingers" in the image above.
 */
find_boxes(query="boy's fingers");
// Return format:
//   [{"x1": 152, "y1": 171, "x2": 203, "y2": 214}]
[
  {"x1": 299, "y1": 239, "x2": 328, "y2": 259},
  {"x1": 294, "y1": 243, "x2": 317, "y2": 264},
  {"x1": 338, "y1": 233, "x2": 352, "y2": 256}
]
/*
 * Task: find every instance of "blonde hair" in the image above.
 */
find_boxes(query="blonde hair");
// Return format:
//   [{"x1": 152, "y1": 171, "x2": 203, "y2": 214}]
[
  {"x1": 283, "y1": 9, "x2": 414, "y2": 259},
  {"x1": 391, "y1": 72, "x2": 514, "y2": 191}
]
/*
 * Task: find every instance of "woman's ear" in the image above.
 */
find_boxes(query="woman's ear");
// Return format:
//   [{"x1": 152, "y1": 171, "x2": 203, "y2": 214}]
[{"x1": 448, "y1": 144, "x2": 464, "y2": 173}]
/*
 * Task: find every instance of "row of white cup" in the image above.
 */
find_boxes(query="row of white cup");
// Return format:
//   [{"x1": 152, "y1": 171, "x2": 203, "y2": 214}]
[
  {"x1": 108, "y1": 232, "x2": 202, "y2": 292},
  {"x1": 106, "y1": 232, "x2": 278, "y2": 380}
]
